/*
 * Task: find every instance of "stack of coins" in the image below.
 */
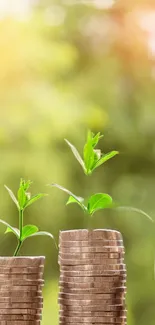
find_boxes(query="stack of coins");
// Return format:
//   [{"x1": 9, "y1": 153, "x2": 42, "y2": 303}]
[
  {"x1": 58, "y1": 229, "x2": 127, "y2": 325},
  {"x1": 0, "y1": 257, "x2": 45, "y2": 325}
]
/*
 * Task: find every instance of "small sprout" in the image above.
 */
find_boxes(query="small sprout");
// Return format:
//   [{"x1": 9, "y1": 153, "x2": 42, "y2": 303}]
[
  {"x1": 50, "y1": 184, "x2": 113, "y2": 216},
  {"x1": 2, "y1": 179, "x2": 56, "y2": 256},
  {"x1": 65, "y1": 131, "x2": 118, "y2": 176}
]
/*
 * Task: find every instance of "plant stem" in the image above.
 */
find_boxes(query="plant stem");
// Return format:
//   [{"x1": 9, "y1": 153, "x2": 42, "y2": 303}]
[
  {"x1": 13, "y1": 240, "x2": 22, "y2": 256},
  {"x1": 13, "y1": 209, "x2": 24, "y2": 256}
]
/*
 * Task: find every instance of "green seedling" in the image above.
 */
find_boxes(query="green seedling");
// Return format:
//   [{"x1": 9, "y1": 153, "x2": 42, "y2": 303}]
[
  {"x1": 51, "y1": 184, "x2": 114, "y2": 216},
  {"x1": 50, "y1": 131, "x2": 153, "y2": 223},
  {"x1": 1, "y1": 179, "x2": 55, "y2": 256},
  {"x1": 65, "y1": 131, "x2": 118, "y2": 176}
]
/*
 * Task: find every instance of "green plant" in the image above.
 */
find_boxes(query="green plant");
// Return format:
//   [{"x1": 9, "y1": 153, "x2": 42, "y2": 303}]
[
  {"x1": 1, "y1": 179, "x2": 55, "y2": 256},
  {"x1": 65, "y1": 131, "x2": 118, "y2": 176},
  {"x1": 50, "y1": 131, "x2": 153, "y2": 223}
]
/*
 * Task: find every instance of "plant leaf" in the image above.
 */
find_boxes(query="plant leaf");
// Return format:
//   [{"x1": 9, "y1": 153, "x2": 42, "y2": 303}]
[
  {"x1": 83, "y1": 132, "x2": 95, "y2": 175},
  {"x1": 21, "y1": 225, "x2": 39, "y2": 241},
  {"x1": 18, "y1": 185, "x2": 27, "y2": 210},
  {"x1": 65, "y1": 139, "x2": 86, "y2": 172},
  {"x1": 0, "y1": 219, "x2": 20, "y2": 239},
  {"x1": 4, "y1": 185, "x2": 19, "y2": 209},
  {"x1": 66, "y1": 196, "x2": 86, "y2": 210},
  {"x1": 116, "y1": 206, "x2": 154, "y2": 222},
  {"x1": 91, "y1": 132, "x2": 103, "y2": 148},
  {"x1": 50, "y1": 183, "x2": 87, "y2": 212},
  {"x1": 25, "y1": 194, "x2": 48, "y2": 208},
  {"x1": 88, "y1": 193, "x2": 113, "y2": 215},
  {"x1": 92, "y1": 151, "x2": 119, "y2": 170},
  {"x1": 27, "y1": 231, "x2": 57, "y2": 248}
]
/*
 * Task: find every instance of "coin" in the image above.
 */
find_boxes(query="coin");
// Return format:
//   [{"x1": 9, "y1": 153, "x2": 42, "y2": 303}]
[
  {"x1": 59, "y1": 304, "x2": 126, "y2": 312},
  {"x1": 0, "y1": 280, "x2": 44, "y2": 286},
  {"x1": 1, "y1": 320, "x2": 40, "y2": 325},
  {"x1": 0, "y1": 273, "x2": 43, "y2": 280},
  {"x1": 59, "y1": 315, "x2": 126, "y2": 322},
  {"x1": 0, "y1": 257, "x2": 45, "y2": 267},
  {"x1": 59, "y1": 275, "x2": 126, "y2": 283},
  {"x1": 59, "y1": 258, "x2": 124, "y2": 266},
  {"x1": 59, "y1": 252, "x2": 123, "y2": 260},
  {"x1": 0, "y1": 297, "x2": 43, "y2": 303},
  {"x1": 59, "y1": 310, "x2": 127, "y2": 317},
  {"x1": 58, "y1": 298, "x2": 126, "y2": 306},
  {"x1": 0, "y1": 291, "x2": 43, "y2": 298},
  {"x1": 59, "y1": 240, "x2": 124, "y2": 248},
  {"x1": 0, "y1": 302, "x2": 43, "y2": 309},
  {"x1": 59, "y1": 246, "x2": 125, "y2": 254},
  {"x1": 59, "y1": 322, "x2": 127, "y2": 325},
  {"x1": 58, "y1": 293, "x2": 126, "y2": 300},
  {"x1": 61, "y1": 265, "x2": 126, "y2": 277},
  {"x1": 0, "y1": 285, "x2": 43, "y2": 290},
  {"x1": 60, "y1": 266, "x2": 126, "y2": 274},
  {"x1": 59, "y1": 286, "x2": 126, "y2": 295},
  {"x1": 0, "y1": 266, "x2": 44, "y2": 274},
  {"x1": 0, "y1": 314, "x2": 41, "y2": 320},
  {"x1": 0, "y1": 309, "x2": 42, "y2": 315},
  {"x1": 60, "y1": 230, "x2": 123, "y2": 241}
]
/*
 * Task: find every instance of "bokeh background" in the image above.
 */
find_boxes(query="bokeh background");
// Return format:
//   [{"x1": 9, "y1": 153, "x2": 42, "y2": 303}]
[{"x1": 0, "y1": 0, "x2": 155, "y2": 324}]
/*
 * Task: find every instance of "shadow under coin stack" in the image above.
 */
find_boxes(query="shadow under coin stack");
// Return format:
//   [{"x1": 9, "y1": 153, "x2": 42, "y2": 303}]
[
  {"x1": 0, "y1": 257, "x2": 45, "y2": 325},
  {"x1": 58, "y1": 230, "x2": 127, "y2": 325}
]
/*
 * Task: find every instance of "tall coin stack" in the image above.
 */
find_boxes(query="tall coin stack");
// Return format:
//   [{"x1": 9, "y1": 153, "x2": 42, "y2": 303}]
[
  {"x1": 58, "y1": 229, "x2": 127, "y2": 325},
  {"x1": 0, "y1": 257, "x2": 45, "y2": 325}
]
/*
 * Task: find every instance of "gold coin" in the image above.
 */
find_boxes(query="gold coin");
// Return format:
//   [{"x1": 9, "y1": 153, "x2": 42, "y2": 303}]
[{"x1": 60, "y1": 230, "x2": 122, "y2": 241}]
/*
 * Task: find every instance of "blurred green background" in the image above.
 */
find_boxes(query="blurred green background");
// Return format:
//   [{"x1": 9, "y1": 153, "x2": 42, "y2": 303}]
[{"x1": 0, "y1": 0, "x2": 155, "y2": 324}]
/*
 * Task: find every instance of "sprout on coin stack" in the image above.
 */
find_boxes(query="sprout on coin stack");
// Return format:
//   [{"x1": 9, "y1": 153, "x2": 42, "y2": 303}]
[
  {"x1": 50, "y1": 131, "x2": 127, "y2": 325},
  {"x1": 0, "y1": 179, "x2": 55, "y2": 325},
  {"x1": 51, "y1": 131, "x2": 152, "y2": 325}
]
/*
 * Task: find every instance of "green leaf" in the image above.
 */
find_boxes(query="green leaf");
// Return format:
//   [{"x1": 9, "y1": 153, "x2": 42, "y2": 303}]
[
  {"x1": 18, "y1": 185, "x2": 27, "y2": 210},
  {"x1": 4, "y1": 185, "x2": 19, "y2": 209},
  {"x1": 92, "y1": 151, "x2": 119, "y2": 170},
  {"x1": 66, "y1": 196, "x2": 87, "y2": 211},
  {"x1": 88, "y1": 193, "x2": 113, "y2": 215},
  {"x1": 21, "y1": 225, "x2": 39, "y2": 241},
  {"x1": 50, "y1": 183, "x2": 87, "y2": 212},
  {"x1": 65, "y1": 139, "x2": 86, "y2": 172},
  {"x1": 83, "y1": 131, "x2": 104, "y2": 175},
  {"x1": 116, "y1": 206, "x2": 154, "y2": 222},
  {"x1": 25, "y1": 194, "x2": 47, "y2": 208},
  {"x1": 27, "y1": 231, "x2": 57, "y2": 248},
  {"x1": 0, "y1": 219, "x2": 20, "y2": 239},
  {"x1": 91, "y1": 132, "x2": 103, "y2": 148}
]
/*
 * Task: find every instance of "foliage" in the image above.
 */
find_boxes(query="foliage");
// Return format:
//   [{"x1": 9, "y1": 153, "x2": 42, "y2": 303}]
[
  {"x1": 65, "y1": 131, "x2": 118, "y2": 175},
  {"x1": 3, "y1": 179, "x2": 55, "y2": 256}
]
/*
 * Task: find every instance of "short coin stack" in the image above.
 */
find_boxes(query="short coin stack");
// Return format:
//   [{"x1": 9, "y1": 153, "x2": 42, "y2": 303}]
[
  {"x1": 58, "y1": 229, "x2": 127, "y2": 325},
  {"x1": 0, "y1": 257, "x2": 45, "y2": 325}
]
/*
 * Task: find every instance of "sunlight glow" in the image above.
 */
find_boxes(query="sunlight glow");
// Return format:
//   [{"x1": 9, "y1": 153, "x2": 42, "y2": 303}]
[{"x1": 0, "y1": 0, "x2": 33, "y2": 19}]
